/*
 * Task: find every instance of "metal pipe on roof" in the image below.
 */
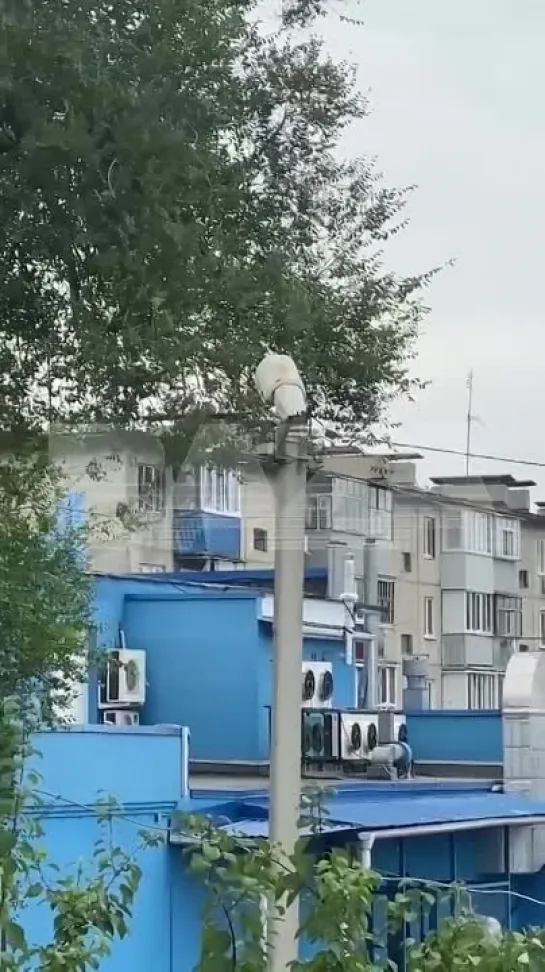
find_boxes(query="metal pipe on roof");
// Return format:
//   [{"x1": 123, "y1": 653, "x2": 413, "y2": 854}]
[
  {"x1": 370, "y1": 816, "x2": 545, "y2": 841},
  {"x1": 358, "y1": 832, "x2": 375, "y2": 869}
]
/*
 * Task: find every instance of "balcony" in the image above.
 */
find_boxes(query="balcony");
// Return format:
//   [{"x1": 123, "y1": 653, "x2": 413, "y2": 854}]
[{"x1": 173, "y1": 510, "x2": 241, "y2": 561}]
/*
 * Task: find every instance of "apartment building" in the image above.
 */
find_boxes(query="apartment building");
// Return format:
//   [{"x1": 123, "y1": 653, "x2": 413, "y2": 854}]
[
  {"x1": 242, "y1": 454, "x2": 545, "y2": 709},
  {"x1": 51, "y1": 429, "x2": 174, "y2": 573},
  {"x1": 55, "y1": 430, "x2": 545, "y2": 711}
]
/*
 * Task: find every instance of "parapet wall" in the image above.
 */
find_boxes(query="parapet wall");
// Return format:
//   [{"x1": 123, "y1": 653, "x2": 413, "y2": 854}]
[{"x1": 30, "y1": 724, "x2": 187, "y2": 811}]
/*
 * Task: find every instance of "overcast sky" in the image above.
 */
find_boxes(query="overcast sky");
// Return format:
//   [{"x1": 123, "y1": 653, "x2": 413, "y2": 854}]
[{"x1": 321, "y1": 0, "x2": 545, "y2": 498}]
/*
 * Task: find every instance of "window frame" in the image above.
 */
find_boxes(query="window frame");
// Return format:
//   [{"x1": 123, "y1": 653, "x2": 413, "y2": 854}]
[
  {"x1": 465, "y1": 591, "x2": 494, "y2": 635},
  {"x1": 199, "y1": 466, "x2": 240, "y2": 516},
  {"x1": 306, "y1": 494, "x2": 332, "y2": 531},
  {"x1": 377, "y1": 577, "x2": 395, "y2": 626},
  {"x1": 378, "y1": 664, "x2": 398, "y2": 707},
  {"x1": 518, "y1": 569, "x2": 529, "y2": 590},
  {"x1": 539, "y1": 610, "x2": 545, "y2": 647},
  {"x1": 423, "y1": 516, "x2": 437, "y2": 559},
  {"x1": 138, "y1": 463, "x2": 166, "y2": 514},
  {"x1": 495, "y1": 594, "x2": 522, "y2": 638},
  {"x1": 538, "y1": 538, "x2": 545, "y2": 576},
  {"x1": 443, "y1": 510, "x2": 463, "y2": 550},
  {"x1": 423, "y1": 596, "x2": 435, "y2": 638},
  {"x1": 467, "y1": 671, "x2": 501, "y2": 710},
  {"x1": 253, "y1": 527, "x2": 268, "y2": 553},
  {"x1": 496, "y1": 516, "x2": 520, "y2": 561}
]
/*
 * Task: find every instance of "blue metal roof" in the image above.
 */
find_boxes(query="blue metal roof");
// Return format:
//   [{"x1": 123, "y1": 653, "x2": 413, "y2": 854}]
[
  {"x1": 96, "y1": 568, "x2": 328, "y2": 585},
  {"x1": 218, "y1": 791, "x2": 545, "y2": 838}
]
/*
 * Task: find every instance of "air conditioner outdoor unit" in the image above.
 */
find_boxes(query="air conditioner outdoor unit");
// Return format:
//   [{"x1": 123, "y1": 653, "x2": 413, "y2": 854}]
[
  {"x1": 99, "y1": 649, "x2": 146, "y2": 708},
  {"x1": 301, "y1": 662, "x2": 334, "y2": 709},
  {"x1": 340, "y1": 713, "x2": 378, "y2": 760},
  {"x1": 301, "y1": 711, "x2": 339, "y2": 761},
  {"x1": 103, "y1": 709, "x2": 140, "y2": 727}
]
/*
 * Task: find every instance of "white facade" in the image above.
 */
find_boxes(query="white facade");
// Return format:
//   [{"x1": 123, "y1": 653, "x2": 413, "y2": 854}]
[
  {"x1": 54, "y1": 431, "x2": 545, "y2": 712},
  {"x1": 51, "y1": 430, "x2": 174, "y2": 574}
]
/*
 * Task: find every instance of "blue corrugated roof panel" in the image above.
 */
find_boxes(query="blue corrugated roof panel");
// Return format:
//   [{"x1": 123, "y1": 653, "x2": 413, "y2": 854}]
[
  {"x1": 228, "y1": 792, "x2": 545, "y2": 837},
  {"x1": 326, "y1": 793, "x2": 545, "y2": 831}
]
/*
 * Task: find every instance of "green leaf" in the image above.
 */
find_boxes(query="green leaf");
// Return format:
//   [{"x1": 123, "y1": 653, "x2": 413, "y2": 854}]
[{"x1": 4, "y1": 920, "x2": 26, "y2": 951}]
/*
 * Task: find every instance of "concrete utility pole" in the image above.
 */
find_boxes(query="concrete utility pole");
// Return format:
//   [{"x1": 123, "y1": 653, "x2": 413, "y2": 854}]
[{"x1": 254, "y1": 354, "x2": 309, "y2": 972}]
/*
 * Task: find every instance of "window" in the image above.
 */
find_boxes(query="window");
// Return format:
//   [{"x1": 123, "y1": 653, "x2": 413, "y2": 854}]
[
  {"x1": 377, "y1": 578, "x2": 395, "y2": 625},
  {"x1": 496, "y1": 517, "x2": 520, "y2": 560},
  {"x1": 444, "y1": 511, "x2": 463, "y2": 550},
  {"x1": 253, "y1": 528, "x2": 268, "y2": 553},
  {"x1": 539, "y1": 539, "x2": 545, "y2": 576},
  {"x1": 466, "y1": 512, "x2": 494, "y2": 555},
  {"x1": 138, "y1": 464, "x2": 165, "y2": 513},
  {"x1": 356, "y1": 666, "x2": 367, "y2": 707},
  {"x1": 495, "y1": 595, "x2": 522, "y2": 638},
  {"x1": 424, "y1": 597, "x2": 435, "y2": 638},
  {"x1": 467, "y1": 672, "x2": 500, "y2": 710},
  {"x1": 465, "y1": 592, "x2": 494, "y2": 634},
  {"x1": 200, "y1": 467, "x2": 240, "y2": 515},
  {"x1": 519, "y1": 570, "x2": 529, "y2": 589},
  {"x1": 402, "y1": 552, "x2": 412, "y2": 572},
  {"x1": 331, "y1": 478, "x2": 367, "y2": 534},
  {"x1": 378, "y1": 664, "x2": 397, "y2": 706},
  {"x1": 401, "y1": 633, "x2": 413, "y2": 656},
  {"x1": 369, "y1": 486, "x2": 392, "y2": 540},
  {"x1": 423, "y1": 517, "x2": 436, "y2": 559},
  {"x1": 138, "y1": 564, "x2": 166, "y2": 573},
  {"x1": 306, "y1": 494, "x2": 332, "y2": 531},
  {"x1": 540, "y1": 611, "x2": 545, "y2": 647},
  {"x1": 501, "y1": 528, "x2": 514, "y2": 558}
]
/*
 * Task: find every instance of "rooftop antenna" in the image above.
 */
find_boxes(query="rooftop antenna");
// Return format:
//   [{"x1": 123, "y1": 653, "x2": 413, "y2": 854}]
[
  {"x1": 465, "y1": 370, "x2": 485, "y2": 477},
  {"x1": 465, "y1": 369, "x2": 473, "y2": 476}
]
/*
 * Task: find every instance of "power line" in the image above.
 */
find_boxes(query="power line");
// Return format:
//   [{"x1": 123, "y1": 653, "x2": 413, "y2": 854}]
[
  {"x1": 29, "y1": 791, "x2": 545, "y2": 911},
  {"x1": 391, "y1": 442, "x2": 545, "y2": 471}
]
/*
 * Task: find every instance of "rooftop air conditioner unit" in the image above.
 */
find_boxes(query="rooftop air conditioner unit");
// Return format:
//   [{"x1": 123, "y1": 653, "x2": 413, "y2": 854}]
[
  {"x1": 103, "y1": 709, "x2": 140, "y2": 727},
  {"x1": 301, "y1": 662, "x2": 334, "y2": 709},
  {"x1": 99, "y1": 649, "x2": 146, "y2": 708}
]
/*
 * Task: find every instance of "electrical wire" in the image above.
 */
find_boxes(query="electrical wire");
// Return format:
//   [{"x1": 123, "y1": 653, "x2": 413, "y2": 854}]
[
  {"x1": 30, "y1": 788, "x2": 545, "y2": 910},
  {"x1": 391, "y1": 442, "x2": 545, "y2": 471}
]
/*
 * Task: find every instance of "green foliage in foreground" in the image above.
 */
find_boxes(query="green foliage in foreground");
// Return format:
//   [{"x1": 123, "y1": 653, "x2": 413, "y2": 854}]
[
  {"x1": 0, "y1": 456, "x2": 93, "y2": 714},
  {"x1": 180, "y1": 803, "x2": 545, "y2": 972},
  {"x1": 0, "y1": 709, "x2": 163, "y2": 971}
]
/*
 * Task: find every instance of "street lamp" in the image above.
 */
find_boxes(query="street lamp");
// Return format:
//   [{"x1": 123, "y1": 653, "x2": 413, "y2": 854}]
[{"x1": 254, "y1": 354, "x2": 309, "y2": 972}]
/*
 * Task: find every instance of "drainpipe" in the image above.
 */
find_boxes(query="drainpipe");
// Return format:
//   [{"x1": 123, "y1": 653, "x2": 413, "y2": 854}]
[
  {"x1": 181, "y1": 726, "x2": 190, "y2": 798},
  {"x1": 358, "y1": 832, "x2": 376, "y2": 869}
]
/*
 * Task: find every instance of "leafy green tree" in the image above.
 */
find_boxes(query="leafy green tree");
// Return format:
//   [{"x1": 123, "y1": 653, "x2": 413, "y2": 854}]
[
  {"x1": 181, "y1": 808, "x2": 545, "y2": 972},
  {"x1": 0, "y1": 708, "x2": 160, "y2": 970},
  {"x1": 0, "y1": 454, "x2": 92, "y2": 716},
  {"x1": 0, "y1": 0, "x2": 433, "y2": 440}
]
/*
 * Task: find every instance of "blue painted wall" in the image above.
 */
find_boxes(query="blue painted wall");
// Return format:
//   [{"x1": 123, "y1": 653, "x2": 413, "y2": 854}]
[
  {"x1": 173, "y1": 510, "x2": 242, "y2": 560},
  {"x1": 124, "y1": 590, "x2": 260, "y2": 760},
  {"x1": 92, "y1": 577, "x2": 505, "y2": 766},
  {"x1": 94, "y1": 577, "x2": 351, "y2": 761},
  {"x1": 16, "y1": 728, "x2": 545, "y2": 970},
  {"x1": 406, "y1": 710, "x2": 502, "y2": 764},
  {"x1": 256, "y1": 629, "x2": 350, "y2": 759},
  {"x1": 21, "y1": 726, "x2": 186, "y2": 971}
]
